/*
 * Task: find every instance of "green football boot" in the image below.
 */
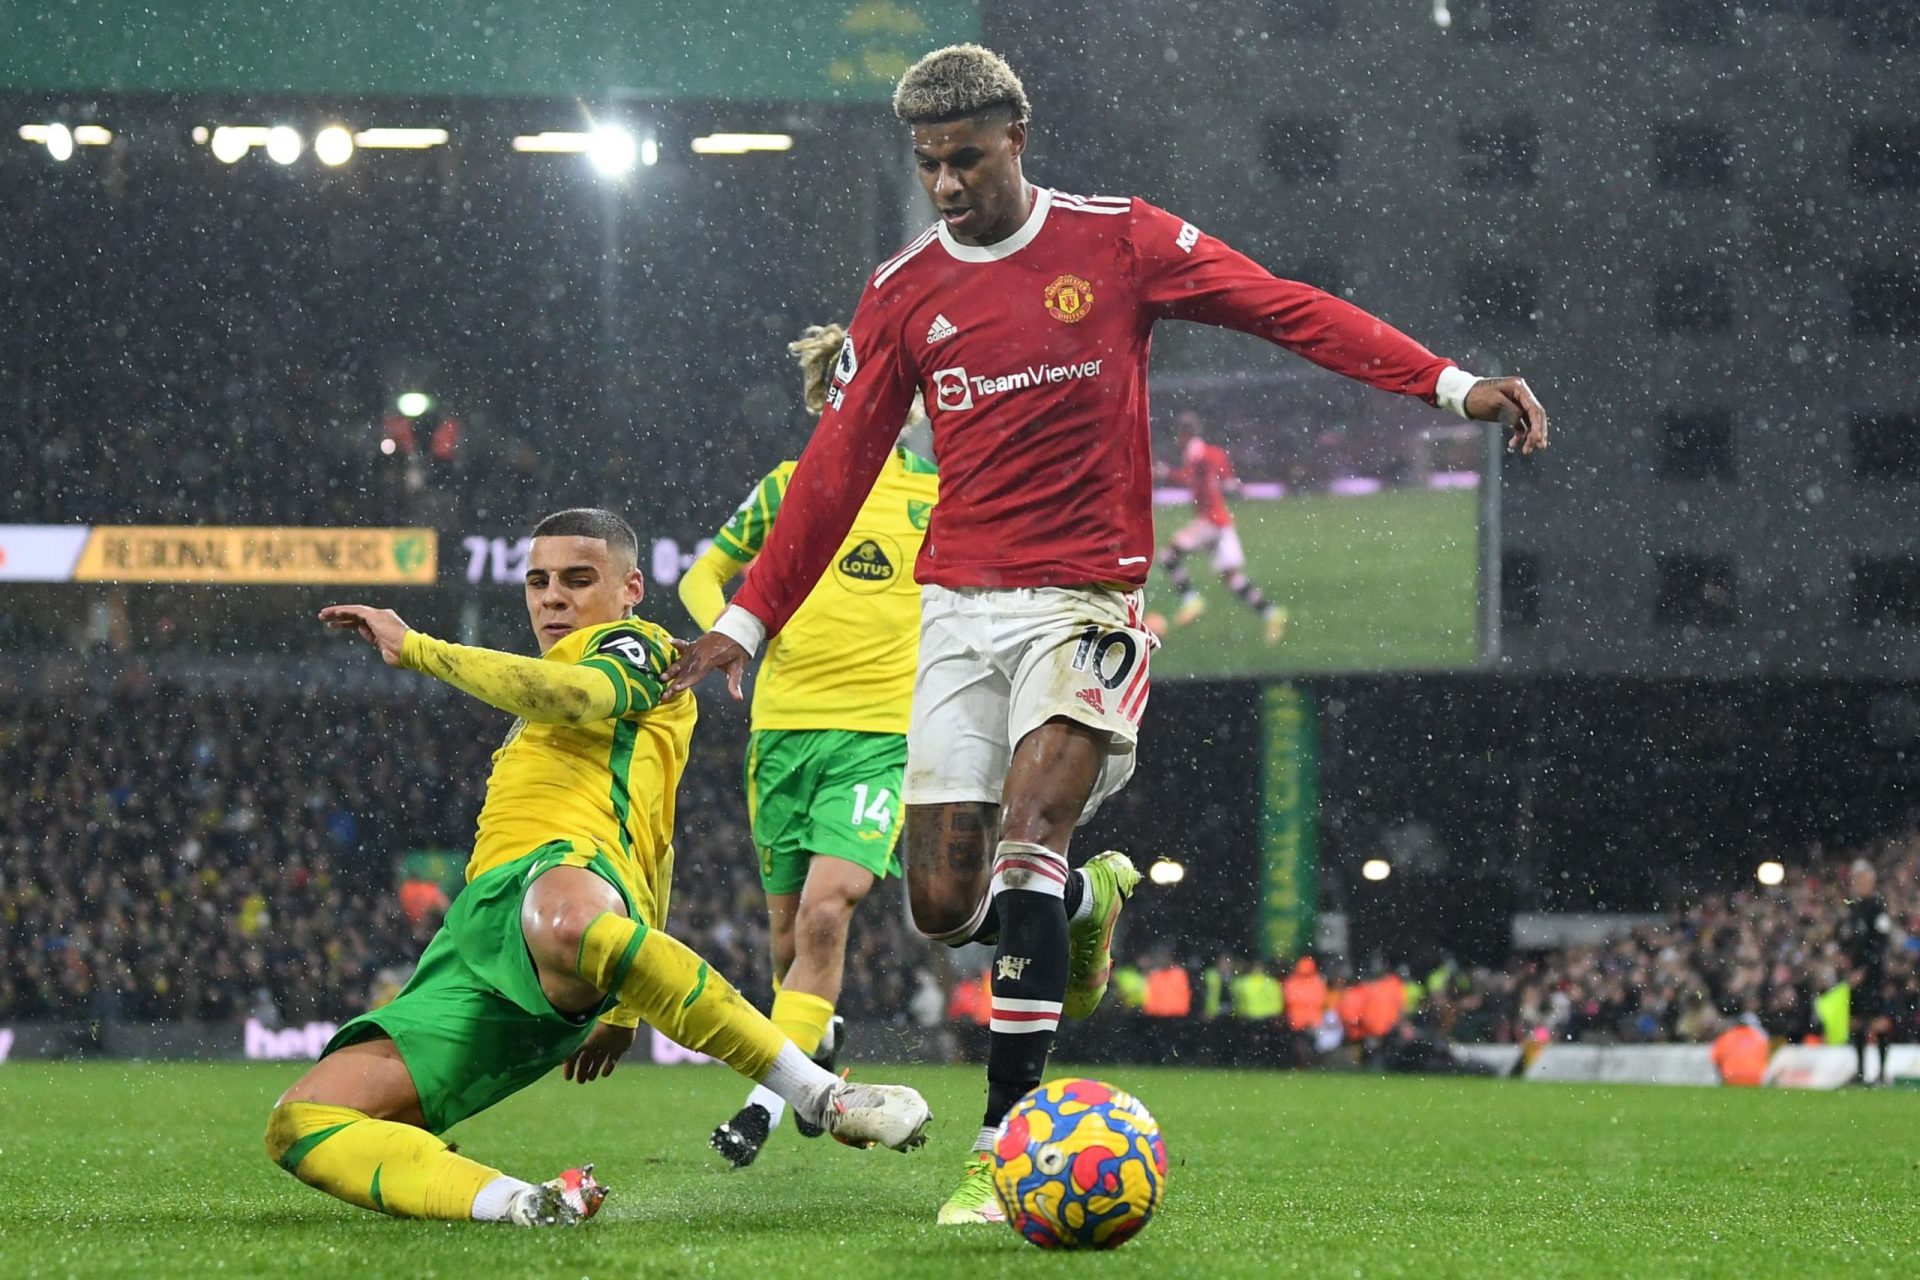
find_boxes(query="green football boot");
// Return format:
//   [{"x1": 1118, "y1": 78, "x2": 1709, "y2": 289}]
[
  {"x1": 936, "y1": 1152, "x2": 1007, "y2": 1225},
  {"x1": 1063, "y1": 850, "x2": 1141, "y2": 1020}
]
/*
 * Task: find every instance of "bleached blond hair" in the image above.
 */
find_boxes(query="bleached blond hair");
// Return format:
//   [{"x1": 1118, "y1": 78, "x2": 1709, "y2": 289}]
[
  {"x1": 892, "y1": 43, "x2": 1030, "y2": 126},
  {"x1": 789, "y1": 323, "x2": 927, "y2": 431},
  {"x1": 789, "y1": 323, "x2": 848, "y2": 415}
]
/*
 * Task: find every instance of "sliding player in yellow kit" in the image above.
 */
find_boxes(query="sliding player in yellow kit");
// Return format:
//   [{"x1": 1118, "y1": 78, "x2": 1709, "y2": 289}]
[
  {"x1": 680, "y1": 325, "x2": 940, "y2": 1166},
  {"x1": 263, "y1": 508, "x2": 929, "y2": 1227}
]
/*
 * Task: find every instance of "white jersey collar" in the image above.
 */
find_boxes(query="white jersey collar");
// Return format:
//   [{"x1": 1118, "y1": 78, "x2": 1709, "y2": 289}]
[{"x1": 937, "y1": 185, "x2": 1051, "y2": 263}]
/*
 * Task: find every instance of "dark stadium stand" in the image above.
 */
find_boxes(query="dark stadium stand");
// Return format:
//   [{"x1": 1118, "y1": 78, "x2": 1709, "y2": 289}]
[{"x1": 0, "y1": 679, "x2": 933, "y2": 1027}]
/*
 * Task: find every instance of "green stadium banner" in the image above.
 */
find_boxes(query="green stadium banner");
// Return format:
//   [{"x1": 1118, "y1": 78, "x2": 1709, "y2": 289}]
[
  {"x1": 4, "y1": 1, "x2": 978, "y2": 102},
  {"x1": 1259, "y1": 684, "x2": 1319, "y2": 961}
]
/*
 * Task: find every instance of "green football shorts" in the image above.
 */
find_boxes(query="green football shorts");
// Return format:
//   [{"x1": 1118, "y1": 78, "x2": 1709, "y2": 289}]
[
  {"x1": 324, "y1": 839, "x2": 635, "y2": 1135},
  {"x1": 744, "y1": 728, "x2": 907, "y2": 896}
]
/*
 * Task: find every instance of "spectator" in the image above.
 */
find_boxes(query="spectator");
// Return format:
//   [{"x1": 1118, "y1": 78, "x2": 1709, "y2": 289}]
[
  {"x1": 1110, "y1": 957, "x2": 1147, "y2": 1012},
  {"x1": 1202, "y1": 954, "x2": 1234, "y2": 1020},
  {"x1": 1229, "y1": 959, "x2": 1283, "y2": 1023},
  {"x1": 1710, "y1": 1013, "x2": 1771, "y2": 1087},
  {"x1": 1283, "y1": 955, "x2": 1328, "y2": 1066},
  {"x1": 1360, "y1": 971, "x2": 1404, "y2": 1043},
  {"x1": 1143, "y1": 952, "x2": 1193, "y2": 1019}
]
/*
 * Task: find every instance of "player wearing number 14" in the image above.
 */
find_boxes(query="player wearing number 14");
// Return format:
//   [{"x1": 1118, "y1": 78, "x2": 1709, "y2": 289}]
[{"x1": 679, "y1": 325, "x2": 940, "y2": 1167}]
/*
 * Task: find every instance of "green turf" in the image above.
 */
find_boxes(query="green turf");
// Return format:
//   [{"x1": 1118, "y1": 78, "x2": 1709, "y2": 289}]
[
  {"x1": 1148, "y1": 488, "x2": 1480, "y2": 678},
  {"x1": 1, "y1": 1063, "x2": 1915, "y2": 1278}
]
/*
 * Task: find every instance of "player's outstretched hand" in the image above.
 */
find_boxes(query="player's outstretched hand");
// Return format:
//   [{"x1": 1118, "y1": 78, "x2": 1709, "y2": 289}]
[
  {"x1": 663, "y1": 630, "x2": 749, "y2": 701},
  {"x1": 319, "y1": 604, "x2": 409, "y2": 667},
  {"x1": 1464, "y1": 376, "x2": 1549, "y2": 456},
  {"x1": 563, "y1": 1021, "x2": 636, "y2": 1084}
]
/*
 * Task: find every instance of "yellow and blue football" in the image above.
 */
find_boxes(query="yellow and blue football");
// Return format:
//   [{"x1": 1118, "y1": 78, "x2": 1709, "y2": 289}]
[{"x1": 989, "y1": 1077, "x2": 1168, "y2": 1250}]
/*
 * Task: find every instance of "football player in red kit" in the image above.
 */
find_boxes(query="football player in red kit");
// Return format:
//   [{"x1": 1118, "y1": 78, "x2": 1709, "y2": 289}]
[
  {"x1": 1157, "y1": 410, "x2": 1288, "y2": 643},
  {"x1": 669, "y1": 43, "x2": 1548, "y2": 1222}
]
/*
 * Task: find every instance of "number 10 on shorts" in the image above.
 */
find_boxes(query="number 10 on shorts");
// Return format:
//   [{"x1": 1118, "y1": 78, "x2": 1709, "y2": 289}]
[{"x1": 850, "y1": 784, "x2": 895, "y2": 832}]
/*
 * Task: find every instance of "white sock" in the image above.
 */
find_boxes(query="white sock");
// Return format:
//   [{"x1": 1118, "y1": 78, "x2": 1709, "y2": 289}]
[
  {"x1": 747, "y1": 1082, "x2": 787, "y2": 1129},
  {"x1": 972, "y1": 1124, "x2": 999, "y2": 1154},
  {"x1": 1069, "y1": 870, "x2": 1094, "y2": 923},
  {"x1": 471, "y1": 1174, "x2": 536, "y2": 1222},
  {"x1": 756, "y1": 1041, "x2": 839, "y2": 1127}
]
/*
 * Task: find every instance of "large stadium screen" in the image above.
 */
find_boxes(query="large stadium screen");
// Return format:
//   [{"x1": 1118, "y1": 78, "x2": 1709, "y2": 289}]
[
  {"x1": 583, "y1": 364, "x2": 1498, "y2": 679},
  {"x1": 1138, "y1": 368, "x2": 1496, "y2": 678}
]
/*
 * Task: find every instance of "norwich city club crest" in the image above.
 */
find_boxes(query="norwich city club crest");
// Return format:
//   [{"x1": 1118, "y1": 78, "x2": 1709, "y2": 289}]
[
  {"x1": 1044, "y1": 273, "x2": 1094, "y2": 324},
  {"x1": 835, "y1": 533, "x2": 901, "y2": 595},
  {"x1": 906, "y1": 500, "x2": 932, "y2": 531}
]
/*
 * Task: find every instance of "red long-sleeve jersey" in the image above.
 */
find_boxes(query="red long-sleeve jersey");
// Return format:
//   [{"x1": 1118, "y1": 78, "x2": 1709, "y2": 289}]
[
  {"x1": 730, "y1": 187, "x2": 1458, "y2": 638},
  {"x1": 1170, "y1": 437, "x2": 1236, "y2": 527}
]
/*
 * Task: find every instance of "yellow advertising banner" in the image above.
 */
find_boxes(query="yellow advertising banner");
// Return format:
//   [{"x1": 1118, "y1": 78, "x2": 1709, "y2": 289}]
[{"x1": 72, "y1": 527, "x2": 437, "y2": 584}]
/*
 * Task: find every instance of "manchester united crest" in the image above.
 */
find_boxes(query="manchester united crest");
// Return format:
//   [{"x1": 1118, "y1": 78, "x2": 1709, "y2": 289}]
[{"x1": 1044, "y1": 273, "x2": 1094, "y2": 324}]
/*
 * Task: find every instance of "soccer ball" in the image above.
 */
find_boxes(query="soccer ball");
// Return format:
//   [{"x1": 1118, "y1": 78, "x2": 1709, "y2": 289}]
[{"x1": 989, "y1": 1077, "x2": 1167, "y2": 1250}]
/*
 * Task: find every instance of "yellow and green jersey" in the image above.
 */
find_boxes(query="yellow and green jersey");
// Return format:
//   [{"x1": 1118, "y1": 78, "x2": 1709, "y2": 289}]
[
  {"x1": 713, "y1": 447, "x2": 937, "y2": 734},
  {"x1": 468, "y1": 617, "x2": 694, "y2": 916}
]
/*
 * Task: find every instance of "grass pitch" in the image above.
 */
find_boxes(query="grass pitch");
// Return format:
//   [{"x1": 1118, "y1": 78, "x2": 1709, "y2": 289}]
[
  {"x1": 1, "y1": 1063, "x2": 1914, "y2": 1278},
  {"x1": 1148, "y1": 488, "x2": 1481, "y2": 678}
]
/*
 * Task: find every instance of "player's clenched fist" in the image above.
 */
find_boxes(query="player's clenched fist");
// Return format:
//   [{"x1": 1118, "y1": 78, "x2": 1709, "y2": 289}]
[{"x1": 320, "y1": 604, "x2": 410, "y2": 666}]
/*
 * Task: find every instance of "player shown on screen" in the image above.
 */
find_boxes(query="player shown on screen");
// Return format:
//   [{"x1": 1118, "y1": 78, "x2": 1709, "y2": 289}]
[
  {"x1": 1155, "y1": 410, "x2": 1288, "y2": 644},
  {"x1": 667, "y1": 44, "x2": 1547, "y2": 1224},
  {"x1": 264, "y1": 509, "x2": 929, "y2": 1228},
  {"x1": 678, "y1": 326, "x2": 940, "y2": 1167}
]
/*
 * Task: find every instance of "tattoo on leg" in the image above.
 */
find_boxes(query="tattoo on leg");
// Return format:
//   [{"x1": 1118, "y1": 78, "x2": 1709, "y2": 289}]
[{"x1": 949, "y1": 807, "x2": 989, "y2": 833}]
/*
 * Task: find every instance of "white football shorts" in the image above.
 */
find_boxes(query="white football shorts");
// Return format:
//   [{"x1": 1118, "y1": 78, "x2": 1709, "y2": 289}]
[
  {"x1": 1169, "y1": 518, "x2": 1245, "y2": 572},
  {"x1": 903, "y1": 584, "x2": 1153, "y2": 825}
]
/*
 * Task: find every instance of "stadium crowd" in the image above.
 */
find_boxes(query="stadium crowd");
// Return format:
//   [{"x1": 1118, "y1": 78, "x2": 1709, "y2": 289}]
[
  {"x1": 6, "y1": 674, "x2": 1917, "y2": 1063},
  {"x1": 1089, "y1": 833, "x2": 1920, "y2": 1057},
  {"x1": 0, "y1": 677, "x2": 932, "y2": 1028},
  {"x1": 1485, "y1": 835, "x2": 1920, "y2": 1047}
]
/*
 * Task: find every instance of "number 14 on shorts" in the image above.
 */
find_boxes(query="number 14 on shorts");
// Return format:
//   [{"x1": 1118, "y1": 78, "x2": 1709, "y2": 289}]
[{"x1": 849, "y1": 784, "x2": 895, "y2": 833}]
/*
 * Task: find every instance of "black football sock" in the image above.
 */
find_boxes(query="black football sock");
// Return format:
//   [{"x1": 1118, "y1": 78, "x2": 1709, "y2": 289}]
[
  {"x1": 1225, "y1": 570, "x2": 1272, "y2": 615},
  {"x1": 1062, "y1": 870, "x2": 1086, "y2": 921},
  {"x1": 981, "y1": 842, "x2": 1071, "y2": 1140},
  {"x1": 1158, "y1": 546, "x2": 1195, "y2": 598},
  {"x1": 971, "y1": 870, "x2": 1084, "y2": 947}
]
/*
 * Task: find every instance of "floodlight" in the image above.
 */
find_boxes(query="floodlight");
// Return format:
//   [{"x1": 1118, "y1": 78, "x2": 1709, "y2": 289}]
[
  {"x1": 209, "y1": 127, "x2": 249, "y2": 164},
  {"x1": 265, "y1": 126, "x2": 303, "y2": 165},
  {"x1": 588, "y1": 125, "x2": 638, "y2": 176},
  {"x1": 314, "y1": 125, "x2": 354, "y2": 166},
  {"x1": 691, "y1": 133, "x2": 794, "y2": 155}
]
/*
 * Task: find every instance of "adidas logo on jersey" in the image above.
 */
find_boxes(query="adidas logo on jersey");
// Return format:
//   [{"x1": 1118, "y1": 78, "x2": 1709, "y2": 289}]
[{"x1": 925, "y1": 314, "x2": 958, "y2": 344}]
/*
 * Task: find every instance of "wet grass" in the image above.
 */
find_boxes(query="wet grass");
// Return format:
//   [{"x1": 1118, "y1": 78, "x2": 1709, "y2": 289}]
[
  {"x1": 1147, "y1": 489, "x2": 1481, "y2": 678},
  {"x1": 0, "y1": 1062, "x2": 1913, "y2": 1278}
]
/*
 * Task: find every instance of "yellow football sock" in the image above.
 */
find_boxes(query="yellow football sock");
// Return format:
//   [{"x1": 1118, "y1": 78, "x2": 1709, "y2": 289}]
[
  {"x1": 264, "y1": 1102, "x2": 501, "y2": 1219},
  {"x1": 770, "y1": 988, "x2": 835, "y2": 1058},
  {"x1": 575, "y1": 913, "x2": 785, "y2": 1080}
]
